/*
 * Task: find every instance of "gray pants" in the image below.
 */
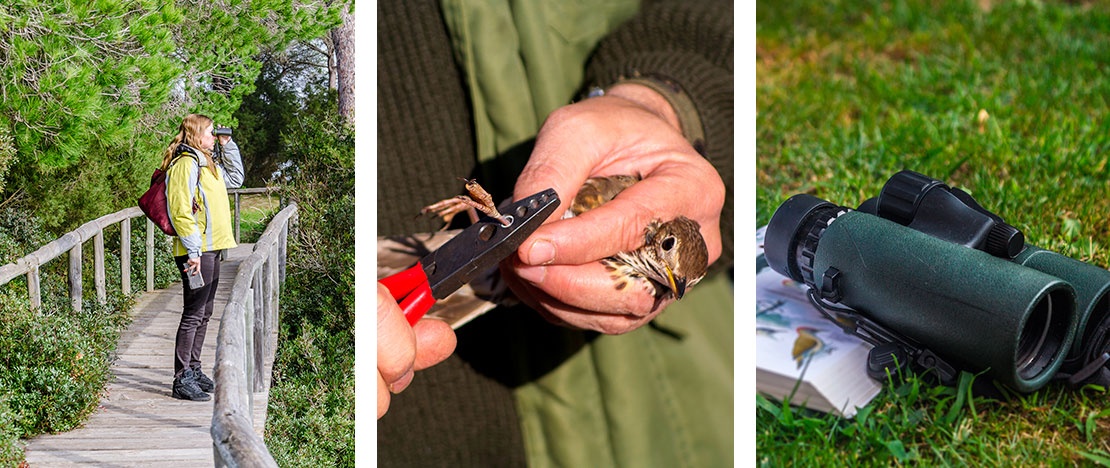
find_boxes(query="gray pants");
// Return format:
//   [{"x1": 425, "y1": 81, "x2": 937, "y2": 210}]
[{"x1": 173, "y1": 251, "x2": 222, "y2": 378}]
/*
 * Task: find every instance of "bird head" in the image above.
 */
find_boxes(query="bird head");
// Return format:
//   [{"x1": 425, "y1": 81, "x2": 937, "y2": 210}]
[
  {"x1": 795, "y1": 326, "x2": 822, "y2": 338},
  {"x1": 644, "y1": 216, "x2": 709, "y2": 299}
]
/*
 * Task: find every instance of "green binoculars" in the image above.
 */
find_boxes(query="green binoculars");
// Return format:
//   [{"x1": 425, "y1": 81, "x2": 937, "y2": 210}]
[{"x1": 765, "y1": 170, "x2": 1110, "y2": 393}]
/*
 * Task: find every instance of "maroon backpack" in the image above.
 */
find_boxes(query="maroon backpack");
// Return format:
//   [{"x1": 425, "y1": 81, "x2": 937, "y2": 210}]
[{"x1": 138, "y1": 154, "x2": 199, "y2": 236}]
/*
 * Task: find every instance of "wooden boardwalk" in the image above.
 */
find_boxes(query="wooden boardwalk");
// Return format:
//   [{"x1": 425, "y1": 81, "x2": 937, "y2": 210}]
[{"x1": 23, "y1": 244, "x2": 275, "y2": 467}]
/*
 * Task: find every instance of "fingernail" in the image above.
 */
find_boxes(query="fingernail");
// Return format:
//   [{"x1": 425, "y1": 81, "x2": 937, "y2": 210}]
[
  {"x1": 389, "y1": 369, "x2": 414, "y2": 393},
  {"x1": 527, "y1": 240, "x2": 555, "y2": 265},
  {"x1": 516, "y1": 265, "x2": 547, "y2": 284}
]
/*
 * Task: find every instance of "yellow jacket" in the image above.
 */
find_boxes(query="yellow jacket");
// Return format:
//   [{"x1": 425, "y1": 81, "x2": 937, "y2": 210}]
[{"x1": 165, "y1": 142, "x2": 244, "y2": 258}]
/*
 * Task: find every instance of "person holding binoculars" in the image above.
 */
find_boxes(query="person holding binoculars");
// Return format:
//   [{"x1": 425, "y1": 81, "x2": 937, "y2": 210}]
[{"x1": 160, "y1": 113, "x2": 244, "y2": 401}]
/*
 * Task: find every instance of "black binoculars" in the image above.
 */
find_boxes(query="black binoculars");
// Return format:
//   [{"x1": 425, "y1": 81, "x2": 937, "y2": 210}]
[
  {"x1": 213, "y1": 127, "x2": 232, "y2": 137},
  {"x1": 765, "y1": 170, "x2": 1110, "y2": 392}
]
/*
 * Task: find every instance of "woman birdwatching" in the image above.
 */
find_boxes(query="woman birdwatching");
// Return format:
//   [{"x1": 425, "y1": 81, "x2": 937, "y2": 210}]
[{"x1": 162, "y1": 113, "x2": 244, "y2": 401}]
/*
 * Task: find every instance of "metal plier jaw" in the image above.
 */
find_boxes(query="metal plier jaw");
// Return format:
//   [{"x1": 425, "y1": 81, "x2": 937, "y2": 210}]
[{"x1": 380, "y1": 188, "x2": 560, "y2": 324}]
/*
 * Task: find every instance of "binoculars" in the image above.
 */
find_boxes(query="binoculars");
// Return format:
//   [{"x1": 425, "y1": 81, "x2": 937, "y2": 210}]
[
  {"x1": 213, "y1": 127, "x2": 233, "y2": 137},
  {"x1": 765, "y1": 170, "x2": 1110, "y2": 392}
]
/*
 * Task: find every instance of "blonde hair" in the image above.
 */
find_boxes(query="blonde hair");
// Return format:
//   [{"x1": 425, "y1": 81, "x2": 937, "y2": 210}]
[{"x1": 161, "y1": 113, "x2": 218, "y2": 177}]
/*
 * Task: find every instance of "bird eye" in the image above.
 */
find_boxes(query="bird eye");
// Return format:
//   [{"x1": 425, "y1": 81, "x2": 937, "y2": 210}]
[{"x1": 661, "y1": 236, "x2": 676, "y2": 251}]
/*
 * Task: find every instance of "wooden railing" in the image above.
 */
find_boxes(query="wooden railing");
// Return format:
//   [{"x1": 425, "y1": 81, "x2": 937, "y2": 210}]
[
  {"x1": 211, "y1": 202, "x2": 297, "y2": 467},
  {"x1": 0, "y1": 207, "x2": 155, "y2": 311},
  {"x1": 0, "y1": 188, "x2": 280, "y2": 311}
]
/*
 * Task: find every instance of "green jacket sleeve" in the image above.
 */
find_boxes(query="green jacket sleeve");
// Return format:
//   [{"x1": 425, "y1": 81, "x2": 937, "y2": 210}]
[{"x1": 585, "y1": 0, "x2": 734, "y2": 271}]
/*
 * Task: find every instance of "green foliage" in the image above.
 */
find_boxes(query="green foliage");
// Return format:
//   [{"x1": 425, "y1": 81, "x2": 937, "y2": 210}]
[
  {"x1": 233, "y1": 54, "x2": 326, "y2": 187},
  {"x1": 0, "y1": 297, "x2": 131, "y2": 435},
  {"x1": 758, "y1": 0, "x2": 1110, "y2": 463},
  {"x1": 264, "y1": 89, "x2": 353, "y2": 466},
  {"x1": 0, "y1": 206, "x2": 52, "y2": 264},
  {"x1": 758, "y1": 372, "x2": 1110, "y2": 465},
  {"x1": 0, "y1": 125, "x2": 15, "y2": 195},
  {"x1": 0, "y1": 290, "x2": 133, "y2": 466},
  {"x1": 266, "y1": 318, "x2": 354, "y2": 467},
  {"x1": 0, "y1": 394, "x2": 20, "y2": 467},
  {"x1": 0, "y1": 0, "x2": 181, "y2": 170},
  {"x1": 0, "y1": 0, "x2": 348, "y2": 233}
]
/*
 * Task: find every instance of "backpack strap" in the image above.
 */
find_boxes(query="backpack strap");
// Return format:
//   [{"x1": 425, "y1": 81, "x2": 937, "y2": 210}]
[{"x1": 168, "y1": 147, "x2": 204, "y2": 213}]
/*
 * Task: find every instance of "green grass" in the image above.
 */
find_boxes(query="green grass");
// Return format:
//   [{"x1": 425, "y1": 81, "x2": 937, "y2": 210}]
[
  {"x1": 757, "y1": 0, "x2": 1110, "y2": 464},
  {"x1": 235, "y1": 193, "x2": 281, "y2": 243}
]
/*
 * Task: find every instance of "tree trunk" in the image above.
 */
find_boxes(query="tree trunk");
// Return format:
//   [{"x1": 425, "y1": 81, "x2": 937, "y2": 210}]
[{"x1": 331, "y1": 5, "x2": 355, "y2": 125}]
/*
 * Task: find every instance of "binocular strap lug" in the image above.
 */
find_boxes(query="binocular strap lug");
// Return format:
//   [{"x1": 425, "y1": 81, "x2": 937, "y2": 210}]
[
  {"x1": 915, "y1": 349, "x2": 958, "y2": 386},
  {"x1": 818, "y1": 267, "x2": 843, "y2": 302}
]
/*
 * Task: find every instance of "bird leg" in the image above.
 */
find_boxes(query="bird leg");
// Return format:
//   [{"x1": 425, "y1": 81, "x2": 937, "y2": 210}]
[{"x1": 420, "y1": 178, "x2": 512, "y2": 229}]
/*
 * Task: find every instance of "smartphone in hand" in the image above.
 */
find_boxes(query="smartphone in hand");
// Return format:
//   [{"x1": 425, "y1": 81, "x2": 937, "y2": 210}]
[{"x1": 187, "y1": 269, "x2": 205, "y2": 289}]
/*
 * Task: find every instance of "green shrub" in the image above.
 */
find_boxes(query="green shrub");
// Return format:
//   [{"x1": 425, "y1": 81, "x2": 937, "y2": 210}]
[
  {"x1": 0, "y1": 394, "x2": 21, "y2": 468},
  {"x1": 0, "y1": 294, "x2": 130, "y2": 434},
  {"x1": 264, "y1": 89, "x2": 354, "y2": 466}
]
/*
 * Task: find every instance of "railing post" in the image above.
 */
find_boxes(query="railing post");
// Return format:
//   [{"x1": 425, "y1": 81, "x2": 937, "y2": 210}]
[
  {"x1": 250, "y1": 268, "x2": 262, "y2": 397},
  {"x1": 95, "y1": 230, "x2": 106, "y2": 305},
  {"x1": 210, "y1": 203, "x2": 293, "y2": 466},
  {"x1": 235, "y1": 192, "x2": 242, "y2": 245},
  {"x1": 147, "y1": 219, "x2": 155, "y2": 292},
  {"x1": 69, "y1": 241, "x2": 82, "y2": 312},
  {"x1": 278, "y1": 223, "x2": 288, "y2": 284},
  {"x1": 252, "y1": 267, "x2": 265, "y2": 393},
  {"x1": 28, "y1": 265, "x2": 41, "y2": 310},
  {"x1": 121, "y1": 217, "x2": 131, "y2": 296}
]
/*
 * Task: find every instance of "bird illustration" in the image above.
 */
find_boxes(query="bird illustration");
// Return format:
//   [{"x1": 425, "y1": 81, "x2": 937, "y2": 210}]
[
  {"x1": 792, "y1": 326, "x2": 825, "y2": 369},
  {"x1": 569, "y1": 175, "x2": 708, "y2": 301}
]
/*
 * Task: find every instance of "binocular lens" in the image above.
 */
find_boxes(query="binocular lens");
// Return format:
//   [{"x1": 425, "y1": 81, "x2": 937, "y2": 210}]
[
  {"x1": 1015, "y1": 246, "x2": 1110, "y2": 364},
  {"x1": 1015, "y1": 290, "x2": 1071, "y2": 379}
]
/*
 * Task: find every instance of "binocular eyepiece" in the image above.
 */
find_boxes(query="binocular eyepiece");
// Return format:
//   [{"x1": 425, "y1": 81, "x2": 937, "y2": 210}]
[
  {"x1": 213, "y1": 127, "x2": 232, "y2": 137},
  {"x1": 764, "y1": 170, "x2": 1110, "y2": 392}
]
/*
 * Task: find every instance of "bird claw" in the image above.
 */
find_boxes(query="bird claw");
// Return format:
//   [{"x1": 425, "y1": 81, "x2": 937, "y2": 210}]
[{"x1": 419, "y1": 178, "x2": 512, "y2": 228}]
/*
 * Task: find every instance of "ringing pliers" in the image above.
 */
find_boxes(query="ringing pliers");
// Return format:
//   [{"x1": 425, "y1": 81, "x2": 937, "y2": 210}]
[{"x1": 379, "y1": 188, "x2": 560, "y2": 325}]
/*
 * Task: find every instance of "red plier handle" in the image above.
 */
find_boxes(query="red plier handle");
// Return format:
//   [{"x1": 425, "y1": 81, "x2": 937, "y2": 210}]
[{"x1": 379, "y1": 263, "x2": 435, "y2": 325}]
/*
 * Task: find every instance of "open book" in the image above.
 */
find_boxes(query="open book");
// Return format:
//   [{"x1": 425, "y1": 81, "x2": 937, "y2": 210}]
[{"x1": 756, "y1": 226, "x2": 882, "y2": 418}]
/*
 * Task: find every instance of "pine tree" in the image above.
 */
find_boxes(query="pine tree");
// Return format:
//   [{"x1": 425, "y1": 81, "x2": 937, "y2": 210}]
[{"x1": 0, "y1": 0, "x2": 348, "y2": 231}]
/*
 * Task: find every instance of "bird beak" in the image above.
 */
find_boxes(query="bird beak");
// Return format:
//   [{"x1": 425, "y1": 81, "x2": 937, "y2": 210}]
[{"x1": 665, "y1": 266, "x2": 687, "y2": 299}]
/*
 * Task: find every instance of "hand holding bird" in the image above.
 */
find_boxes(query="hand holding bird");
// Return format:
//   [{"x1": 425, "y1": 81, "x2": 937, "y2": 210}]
[{"x1": 502, "y1": 82, "x2": 725, "y2": 334}]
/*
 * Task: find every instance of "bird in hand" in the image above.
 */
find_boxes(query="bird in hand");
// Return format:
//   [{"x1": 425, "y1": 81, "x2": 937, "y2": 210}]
[{"x1": 570, "y1": 175, "x2": 709, "y2": 301}]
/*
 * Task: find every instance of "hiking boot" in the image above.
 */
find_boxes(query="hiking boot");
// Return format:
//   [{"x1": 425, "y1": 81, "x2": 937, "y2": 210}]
[
  {"x1": 193, "y1": 367, "x2": 215, "y2": 393},
  {"x1": 172, "y1": 369, "x2": 211, "y2": 401}
]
